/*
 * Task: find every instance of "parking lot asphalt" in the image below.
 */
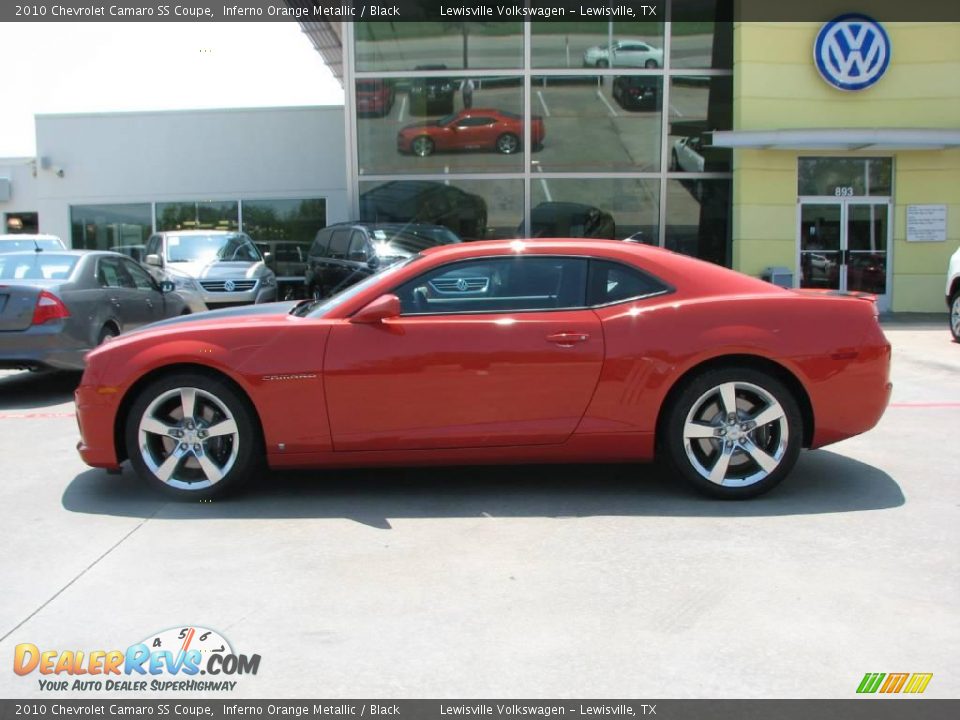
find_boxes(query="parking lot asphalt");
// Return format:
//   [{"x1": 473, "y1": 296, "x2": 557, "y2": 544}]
[{"x1": 0, "y1": 321, "x2": 957, "y2": 699}]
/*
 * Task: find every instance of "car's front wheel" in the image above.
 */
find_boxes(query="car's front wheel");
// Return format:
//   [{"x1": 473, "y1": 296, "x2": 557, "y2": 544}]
[
  {"x1": 645, "y1": 59, "x2": 659, "y2": 68},
  {"x1": 950, "y1": 291, "x2": 960, "y2": 342},
  {"x1": 126, "y1": 373, "x2": 261, "y2": 499},
  {"x1": 411, "y1": 135, "x2": 435, "y2": 157},
  {"x1": 662, "y1": 368, "x2": 803, "y2": 499}
]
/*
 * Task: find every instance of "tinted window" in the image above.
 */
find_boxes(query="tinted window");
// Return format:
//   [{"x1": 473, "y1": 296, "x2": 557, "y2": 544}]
[
  {"x1": 347, "y1": 232, "x2": 369, "y2": 262},
  {"x1": 396, "y1": 257, "x2": 588, "y2": 315},
  {"x1": 587, "y1": 260, "x2": 668, "y2": 306},
  {"x1": 328, "y1": 229, "x2": 351, "y2": 260},
  {"x1": 0, "y1": 254, "x2": 79, "y2": 281},
  {"x1": 310, "y1": 229, "x2": 332, "y2": 257},
  {"x1": 97, "y1": 257, "x2": 132, "y2": 288}
]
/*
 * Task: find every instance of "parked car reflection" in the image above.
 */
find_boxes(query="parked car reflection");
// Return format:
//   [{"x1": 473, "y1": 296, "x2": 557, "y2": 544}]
[
  {"x1": 359, "y1": 180, "x2": 488, "y2": 240},
  {"x1": 528, "y1": 202, "x2": 616, "y2": 240},
  {"x1": 397, "y1": 109, "x2": 545, "y2": 157}
]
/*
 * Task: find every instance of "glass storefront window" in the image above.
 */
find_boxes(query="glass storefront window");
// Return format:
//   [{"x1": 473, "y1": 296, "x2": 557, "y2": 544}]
[
  {"x1": 668, "y1": 76, "x2": 732, "y2": 173},
  {"x1": 156, "y1": 200, "x2": 239, "y2": 232},
  {"x1": 359, "y1": 179, "x2": 523, "y2": 241},
  {"x1": 70, "y1": 203, "x2": 152, "y2": 256},
  {"x1": 530, "y1": 178, "x2": 659, "y2": 241},
  {"x1": 355, "y1": 22, "x2": 523, "y2": 72},
  {"x1": 532, "y1": 21, "x2": 664, "y2": 69},
  {"x1": 531, "y1": 75, "x2": 662, "y2": 172},
  {"x1": 241, "y1": 199, "x2": 326, "y2": 287},
  {"x1": 358, "y1": 76, "x2": 525, "y2": 175},
  {"x1": 665, "y1": 179, "x2": 731, "y2": 266},
  {"x1": 670, "y1": 1, "x2": 734, "y2": 70},
  {"x1": 798, "y1": 158, "x2": 893, "y2": 197}
]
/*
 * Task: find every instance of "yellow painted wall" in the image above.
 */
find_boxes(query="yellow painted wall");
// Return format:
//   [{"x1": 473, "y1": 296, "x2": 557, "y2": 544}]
[{"x1": 731, "y1": 20, "x2": 960, "y2": 312}]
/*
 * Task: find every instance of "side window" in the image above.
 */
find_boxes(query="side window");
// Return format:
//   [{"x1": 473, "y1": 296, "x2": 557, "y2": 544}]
[
  {"x1": 145, "y1": 235, "x2": 161, "y2": 258},
  {"x1": 328, "y1": 229, "x2": 351, "y2": 260},
  {"x1": 395, "y1": 257, "x2": 588, "y2": 315},
  {"x1": 347, "y1": 231, "x2": 369, "y2": 262},
  {"x1": 122, "y1": 259, "x2": 156, "y2": 291},
  {"x1": 587, "y1": 260, "x2": 669, "y2": 306},
  {"x1": 97, "y1": 257, "x2": 125, "y2": 288},
  {"x1": 310, "y1": 229, "x2": 332, "y2": 258}
]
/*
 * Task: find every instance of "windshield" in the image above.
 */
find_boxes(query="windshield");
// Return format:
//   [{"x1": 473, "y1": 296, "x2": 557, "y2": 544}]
[
  {"x1": 299, "y1": 256, "x2": 419, "y2": 318},
  {"x1": 165, "y1": 233, "x2": 262, "y2": 263},
  {"x1": 0, "y1": 238, "x2": 63, "y2": 253},
  {"x1": 0, "y1": 254, "x2": 78, "y2": 280}
]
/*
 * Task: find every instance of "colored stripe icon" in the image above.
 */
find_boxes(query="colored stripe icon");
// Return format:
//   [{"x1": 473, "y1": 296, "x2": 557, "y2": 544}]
[{"x1": 857, "y1": 672, "x2": 933, "y2": 694}]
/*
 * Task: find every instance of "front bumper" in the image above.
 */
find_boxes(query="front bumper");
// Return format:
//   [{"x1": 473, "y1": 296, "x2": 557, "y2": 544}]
[{"x1": 75, "y1": 382, "x2": 122, "y2": 469}]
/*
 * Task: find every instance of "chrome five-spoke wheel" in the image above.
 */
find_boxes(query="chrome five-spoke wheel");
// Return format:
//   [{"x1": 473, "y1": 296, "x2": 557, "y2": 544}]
[
  {"x1": 664, "y1": 368, "x2": 802, "y2": 498},
  {"x1": 126, "y1": 373, "x2": 259, "y2": 498},
  {"x1": 683, "y1": 381, "x2": 788, "y2": 488}
]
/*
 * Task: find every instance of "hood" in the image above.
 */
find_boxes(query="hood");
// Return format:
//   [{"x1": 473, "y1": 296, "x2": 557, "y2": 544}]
[
  {"x1": 165, "y1": 260, "x2": 269, "y2": 280},
  {"x1": 123, "y1": 300, "x2": 299, "y2": 336}
]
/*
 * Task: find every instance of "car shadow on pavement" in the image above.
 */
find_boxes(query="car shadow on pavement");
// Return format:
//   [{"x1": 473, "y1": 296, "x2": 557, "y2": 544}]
[
  {"x1": 62, "y1": 449, "x2": 904, "y2": 527},
  {"x1": 0, "y1": 370, "x2": 81, "y2": 410}
]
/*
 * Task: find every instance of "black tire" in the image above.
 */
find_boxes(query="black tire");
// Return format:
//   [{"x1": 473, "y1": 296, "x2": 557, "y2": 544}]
[
  {"x1": 670, "y1": 150, "x2": 679, "y2": 171},
  {"x1": 97, "y1": 324, "x2": 119, "y2": 346},
  {"x1": 411, "y1": 135, "x2": 435, "y2": 157},
  {"x1": 125, "y1": 372, "x2": 262, "y2": 499},
  {"x1": 597, "y1": 59, "x2": 609, "y2": 68},
  {"x1": 661, "y1": 367, "x2": 803, "y2": 499},
  {"x1": 950, "y1": 291, "x2": 960, "y2": 342},
  {"x1": 496, "y1": 133, "x2": 520, "y2": 155},
  {"x1": 645, "y1": 59, "x2": 659, "y2": 69}
]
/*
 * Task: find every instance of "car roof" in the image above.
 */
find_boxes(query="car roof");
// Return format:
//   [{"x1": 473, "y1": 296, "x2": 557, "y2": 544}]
[
  {"x1": 0, "y1": 249, "x2": 121, "y2": 258},
  {"x1": 0, "y1": 234, "x2": 62, "y2": 241}
]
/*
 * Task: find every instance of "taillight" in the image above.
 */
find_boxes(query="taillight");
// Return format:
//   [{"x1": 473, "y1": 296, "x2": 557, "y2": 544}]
[{"x1": 32, "y1": 290, "x2": 70, "y2": 325}]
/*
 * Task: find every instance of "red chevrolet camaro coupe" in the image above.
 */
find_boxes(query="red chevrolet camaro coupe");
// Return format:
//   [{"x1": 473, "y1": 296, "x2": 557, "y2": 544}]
[
  {"x1": 75, "y1": 240, "x2": 891, "y2": 500},
  {"x1": 396, "y1": 109, "x2": 546, "y2": 157}
]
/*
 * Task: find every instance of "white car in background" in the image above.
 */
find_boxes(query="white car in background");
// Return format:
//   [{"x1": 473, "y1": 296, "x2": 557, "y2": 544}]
[
  {"x1": 583, "y1": 40, "x2": 663, "y2": 68},
  {"x1": 0, "y1": 234, "x2": 65, "y2": 252},
  {"x1": 671, "y1": 136, "x2": 705, "y2": 173},
  {"x1": 947, "y1": 245, "x2": 960, "y2": 342}
]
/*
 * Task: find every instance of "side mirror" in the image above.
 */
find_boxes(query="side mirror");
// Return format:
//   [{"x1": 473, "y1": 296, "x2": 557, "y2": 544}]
[
  {"x1": 262, "y1": 251, "x2": 273, "y2": 266},
  {"x1": 350, "y1": 293, "x2": 400, "y2": 324},
  {"x1": 145, "y1": 254, "x2": 162, "y2": 267},
  {"x1": 159, "y1": 280, "x2": 176, "y2": 293}
]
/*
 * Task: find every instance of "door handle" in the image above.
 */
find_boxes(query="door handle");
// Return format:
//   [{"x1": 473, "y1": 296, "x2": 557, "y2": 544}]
[{"x1": 546, "y1": 332, "x2": 590, "y2": 346}]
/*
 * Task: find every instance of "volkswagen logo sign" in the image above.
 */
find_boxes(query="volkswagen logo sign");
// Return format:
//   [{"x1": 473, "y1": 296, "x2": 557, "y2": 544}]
[
  {"x1": 456, "y1": 278, "x2": 469, "y2": 292},
  {"x1": 224, "y1": 280, "x2": 236, "y2": 292},
  {"x1": 814, "y1": 14, "x2": 891, "y2": 91}
]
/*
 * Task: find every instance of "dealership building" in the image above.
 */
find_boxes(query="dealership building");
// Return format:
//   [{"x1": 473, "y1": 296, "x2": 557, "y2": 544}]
[{"x1": 1, "y1": 4, "x2": 957, "y2": 312}]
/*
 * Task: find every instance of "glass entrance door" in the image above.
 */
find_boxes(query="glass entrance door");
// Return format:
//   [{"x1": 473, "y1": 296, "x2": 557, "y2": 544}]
[{"x1": 798, "y1": 200, "x2": 890, "y2": 309}]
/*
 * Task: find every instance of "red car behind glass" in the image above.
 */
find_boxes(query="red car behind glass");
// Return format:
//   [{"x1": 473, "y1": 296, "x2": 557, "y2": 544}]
[
  {"x1": 76, "y1": 240, "x2": 891, "y2": 502},
  {"x1": 397, "y1": 109, "x2": 546, "y2": 157},
  {"x1": 356, "y1": 79, "x2": 395, "y2": 117}
]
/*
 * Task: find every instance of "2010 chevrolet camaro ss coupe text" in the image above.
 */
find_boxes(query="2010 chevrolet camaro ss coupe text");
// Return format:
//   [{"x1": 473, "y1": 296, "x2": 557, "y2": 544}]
[{"x1": 75, "y1": 240, "x2": 892, "y2": 500}]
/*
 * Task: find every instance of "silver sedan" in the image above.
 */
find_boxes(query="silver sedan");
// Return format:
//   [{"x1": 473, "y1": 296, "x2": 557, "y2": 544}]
[{"x1": 0, "y1": 251, "x2": 190, "y2": 371}]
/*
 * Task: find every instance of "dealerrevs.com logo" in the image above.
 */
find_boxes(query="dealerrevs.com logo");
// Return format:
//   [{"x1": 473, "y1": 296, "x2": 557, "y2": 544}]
[{"x1": 13, "y1": 626, "x2": 260, "y2": 692}]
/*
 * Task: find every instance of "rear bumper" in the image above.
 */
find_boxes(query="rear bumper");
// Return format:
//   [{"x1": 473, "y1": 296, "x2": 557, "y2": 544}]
[{"x1": 0, "y1": 326, "x2": 87, "y2": 370}]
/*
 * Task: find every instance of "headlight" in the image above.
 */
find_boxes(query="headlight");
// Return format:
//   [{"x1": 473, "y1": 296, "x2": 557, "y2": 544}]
[
  {"x1": 169, "y1": 275, "x2": 200, "y2": 292},
  {"x1": 261, "y1": 274, "x2": 276, "y2": 288}
]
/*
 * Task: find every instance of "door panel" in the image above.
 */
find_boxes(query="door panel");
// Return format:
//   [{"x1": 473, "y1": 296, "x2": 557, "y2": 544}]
[{"x1": 324, "y1": 311, "x2": 604, "y2": 451}]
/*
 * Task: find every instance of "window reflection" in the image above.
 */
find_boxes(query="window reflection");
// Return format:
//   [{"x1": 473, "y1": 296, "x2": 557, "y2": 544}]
[
  {"x1": 532, "y1": 21, "x2": 664, "y2": 68},
  {"x1": 531, "y1": 178, "x2": 659, "y2": 241},
  {"x1": 355, "y1": 22, "x2": 523, "y2": 72},
  {"x1": 70, "y1": 203, "x2": 152, "y2": 256},
  {"x1": 531, "y1": 75, "x2": 662, "y2": 172},
  {"x1": 359, "y1": 179, "x2": 522, "y2": 241},
  {"x1": 155, "y1": 201, "x2": 238, "y2": 232},
  {"x1": 357, "y1": 77, "x2": 524, "y2": 175},
  {"x1": 668, "y1": 76, "x2": 732, "y2": 173},
  {"x1": 665, "y1": 179, "x2": 731, "y2": 266}
]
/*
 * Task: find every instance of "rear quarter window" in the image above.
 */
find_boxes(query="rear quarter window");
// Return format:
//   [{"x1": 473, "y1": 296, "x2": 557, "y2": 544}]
[{"x1": 587, "y1": 260, "x2": 670, "y2": 306}]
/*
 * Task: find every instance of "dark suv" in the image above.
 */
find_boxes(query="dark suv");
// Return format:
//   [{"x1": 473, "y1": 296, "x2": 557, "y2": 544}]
[
  {"x1": 408, "y1": 65, "x2": 455, "y2": 115},
  {"x1": 359, "y1": 180, "x2": 488, "y2": 240},
  {"x1": 304, "y1": 223, "x2": 461, "y2": 300}
]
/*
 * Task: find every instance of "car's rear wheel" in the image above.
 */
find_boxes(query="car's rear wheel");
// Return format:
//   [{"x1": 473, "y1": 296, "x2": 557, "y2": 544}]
[
  {"x1": 411, "y1": 136, "x2": 435, "y2": 157},
  {"x1": 645, "y1": 59, "x2": 659, "y2": 68},
  {"x1": 496, "y1": 133, "x2": 520, "y2": 154},
  {"x1": 662, "y1": 368, "x2": 802, "y2": 499},
  {"x1": 950, "y1": 292, "x2": 960, "y2": 342},
  {"x1": 97, "y1": 324, "x2": 119, "y2": 346},
  {"x1": 597, "y1": 59, "x2": 609, "y2": 68},
  {"x1": 126, "y1": 373, "x2": 261, "y2": 499}
]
